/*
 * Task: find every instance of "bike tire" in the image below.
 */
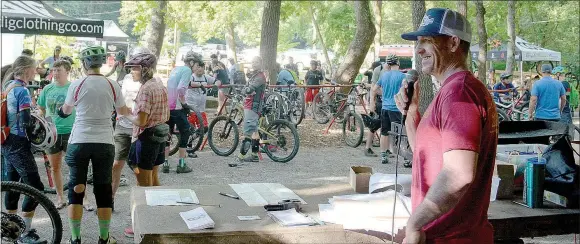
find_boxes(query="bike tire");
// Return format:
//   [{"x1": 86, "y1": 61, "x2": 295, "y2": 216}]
[
  {"x1": 263, "y1": 119, "x2": 300, "y2": 163},
  {"x1": 312, "y1": 92, "x2": 330, "y2": 124},
  {"x1": 187, "y1": 110, "x2": 205, "y2": 153},
  {"x1": 2, "y1": 181, "x2": 62, "y2": 244},
  {"x1": 342, "y1": 112, "x2": 364, "y2": 148},
  {"x1": 208, "y1": 116, "x2": 239, "y2": 156},
  {"x1": 289, "y1": 88, "x2": 305, "y2": 126},
  {"x1": 168, "y1": 132, "x2": 181, "y2": 156}
]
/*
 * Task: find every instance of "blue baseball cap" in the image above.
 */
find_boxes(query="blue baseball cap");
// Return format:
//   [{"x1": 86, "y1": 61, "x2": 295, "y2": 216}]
[{"x1": 401, "y1": 8, "x2": 472, "y2": 43}]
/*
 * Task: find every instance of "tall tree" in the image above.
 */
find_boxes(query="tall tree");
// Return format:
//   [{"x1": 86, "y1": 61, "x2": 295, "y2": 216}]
[
  {"x1": 456, "y1": 0, "x2": 471, "y2": 70},
  {"x1": 410, "y1": 0, "x2": 433, "y2": 113},
  {"x1": 475, "y1": 0, "x2": 488, "y2": 83},
  {"x1": 309, "y1": 3, "x2": 333, "y2": 76},
  {"x1": 260, "y1": 0, "x2": 282, "y2": 84},
  {"x1": 143, "y1": 1, "x2": 168, "y2": 57},
  {"x1": 371, "y1": 1, "x2": 382, "y2": 59},
  {"x1": 505, "y1": 0, "x2": 516, "y2": 75},
  {"x1": 333, "y1": 0, "x2": 375, "y2": 84}
]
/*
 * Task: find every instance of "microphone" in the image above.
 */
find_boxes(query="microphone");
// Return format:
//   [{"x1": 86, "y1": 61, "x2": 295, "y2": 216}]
[{"x1": 404, "y1": 69, "x2": 419, "y2": 111}]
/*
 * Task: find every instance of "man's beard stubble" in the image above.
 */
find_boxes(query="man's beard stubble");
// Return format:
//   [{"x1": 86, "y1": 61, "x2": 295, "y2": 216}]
[{"x1": 432, "y1": 37, "x2": 464, "y2": 76}]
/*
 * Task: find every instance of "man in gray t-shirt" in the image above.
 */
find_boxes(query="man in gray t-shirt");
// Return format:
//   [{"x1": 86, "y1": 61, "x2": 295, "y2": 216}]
[{"x1": 371, "y1": 61, "x2": 388, "y2": 84}]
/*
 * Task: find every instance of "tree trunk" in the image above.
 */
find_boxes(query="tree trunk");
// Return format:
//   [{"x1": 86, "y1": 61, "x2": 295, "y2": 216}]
[
  {"x1": 259, "y1": 0, "x2": 281, "y2": 85},
  {"x1": 456, "y1": 0, "x2": 471, "y2": 70},
  {"x1": 506, "y1": 0, "x2": 516, "y2": 75},
  {"x1": 371, "y1": 0, "x2": 382, "y2": 59},
  {"x1": 225, "y1": 22, "x2": 237, "y2": 63},
  {"x1": 475, "y1": 0, "x2": 488, "y2": 83},
  {"x1": 333, "y1": 0, "x2": 375, "y2": 85},
  {"x1": 410, "y1": 0, "x2": 433, "y2": 114},
  {"x1": 309, "y1": 3, "x2": 333, "y2": 77},
  {"x1": 143, "y1": 1, "x2": 167, "y2": 58}
]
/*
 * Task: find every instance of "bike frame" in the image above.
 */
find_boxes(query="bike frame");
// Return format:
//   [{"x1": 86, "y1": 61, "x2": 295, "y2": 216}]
[
  {"x1": 495, "y1": 90, "x2": 528, "y2": 119},
  {"x1": 322, "y1": 85, "x2": 372, "y2": 135}
]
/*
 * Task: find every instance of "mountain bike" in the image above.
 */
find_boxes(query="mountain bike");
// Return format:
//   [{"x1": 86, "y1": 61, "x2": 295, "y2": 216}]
[
  {"x1": 312, "y1": 84, "x2": 365, "y2": 148},
  {"x1": 271, "y1": 85, "x2": 306, "y2": 126},
  {"x1": 31, "y1": 150, "x2": 69, "y2": 194},
  {"x1": 167, "y1": 108, "x2": 206, "y2": 156},
  {"x1": 207, "y1": 104, "x2": 300, "y2": 163},
  {"x1": 494, "y1": 87, "x2": 530, "y2": 121},
  {"x1": 1, "y1": 181, "x2": 63, "y2": 244}
]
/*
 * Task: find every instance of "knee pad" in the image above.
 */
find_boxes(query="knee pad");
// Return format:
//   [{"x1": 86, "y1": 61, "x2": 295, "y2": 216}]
[
  {"x1": 251, "y1": 139, "x2": 259, "y2": 153},
  {"x1": 93, "y1": 183, "x2": 113, "y2": 208},
  {"x1": 68, "y1": 183, "x2": 86, "y2": 205},
  {"x1": 240, "y1": 137, "x2": 252, "y2": 155}
]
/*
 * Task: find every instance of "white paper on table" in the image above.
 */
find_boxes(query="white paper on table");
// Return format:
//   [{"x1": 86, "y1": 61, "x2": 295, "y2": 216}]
[
  {"x1": 145, "y1": 189, "x2": 200, "y2": 206},
  {"x1": 179, "y1": 207, "x2": 215, "y2": 230},
  {"x1": 267, "y1": 209, "x2": 317, "y2": 227},
  {"x1": 229, "y1": 183, "x2": 307, "y2": 207},
  {"x1": 368, "y1": 173, "x2": 412, "y2": 195}
]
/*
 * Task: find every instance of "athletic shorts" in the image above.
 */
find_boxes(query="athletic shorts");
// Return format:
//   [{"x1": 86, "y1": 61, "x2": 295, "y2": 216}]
[
  {"x1": 114, "y1": 127, "x2": 132, "y2": 161},
  {"x1": 66, "y1": 143, "x2": 114, "y2": 186},
  {"x1": 380, "y1": 109, "x2": 402, "y2": 136},
  {"x1": 243, "y1": 109, "x2": 259, "y2": 136},
  {"x1": 45, "y1": 133, "x2": 70, "y2": 155},
  {"x1": 305, "y1": 88, "x2": 320, "y2": 103},
  {"x1": 167, "y1": 109, "x2": 191, "y2": 148},
  {"x1": 128, "y1": 138, "x2": 165, "y2": 171}
]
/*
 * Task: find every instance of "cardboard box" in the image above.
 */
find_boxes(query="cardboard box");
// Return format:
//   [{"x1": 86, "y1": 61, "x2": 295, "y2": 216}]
[
  {"x1": 544, "y1": 190, "x2": 570, "y2": 207},
  {"x1": 494, "y1": 161, "x2": 515, "y2": 199},
  {"x1": 350, "y1": 166, "x2": 373, "y2": 193}
]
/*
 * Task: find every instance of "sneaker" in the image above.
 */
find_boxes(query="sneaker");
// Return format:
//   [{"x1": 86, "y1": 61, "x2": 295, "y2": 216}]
[
  {"x1": 365, "y1": 148, "x2": 378, "y2": 157},
  {"x1": 228, "y1": 157, "x2": 243, "y2": 167},
  {"x1": 176, "y1": 164, "x2": 193, "y2": 174},
  {"x1": 162, "y1": 162, "x2": 170, "y2": 173},
  {"x1": 124, "y1": 227, "x2": 134, "y2": 238},
  {"x1": 381, "y1": 151, "x2": 390, "y2": 164},
  {"x1": 187, "y1": 151, "x2": 198, "y2": 158},
  {"x1": 18, "y1": 229, "x2": 44, "y2": 243},
  {"x1": 98, "y1": 234, "x2": 117, "y2": 244},
  {"x1": 119, "y1": 175, "x2": 128, "y2": 187},
  {"x1": 243, "y1": 153, "x2": 259, "y2": 162},
  {"x1": 69, "y1": 238, "x2": 81, "y2": 244}
]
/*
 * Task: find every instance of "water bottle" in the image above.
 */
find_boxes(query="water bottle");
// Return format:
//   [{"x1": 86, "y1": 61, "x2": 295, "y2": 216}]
[{"x1": 523, "y1": 157, "x2": 546, "y2": 208}]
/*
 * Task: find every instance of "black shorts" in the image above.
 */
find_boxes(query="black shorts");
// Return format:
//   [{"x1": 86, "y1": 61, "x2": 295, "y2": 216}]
[
  {"x1": 380, "y1": 109, "x2": 402, "y2": 136},
  {"x1": 128, "y1": 138, "x2": 165, "y2": 171},
  {"x1": 66, "y1": 143, "x2": 115, "y2": 186},
  {"x1": 45, "y1": 133, "x2": 70, "y2": 155},
  {"x1": 167, "y1": 109, "x2": 191, "y2": 148}
]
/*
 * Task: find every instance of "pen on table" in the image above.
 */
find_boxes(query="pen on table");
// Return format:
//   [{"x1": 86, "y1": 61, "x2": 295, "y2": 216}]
[
  {"x1": 219, "y1": 192, "x2": 240, "y2": 199},
  {"x1": 176, "y1": 201, "x2": 221, "y2": 208}
]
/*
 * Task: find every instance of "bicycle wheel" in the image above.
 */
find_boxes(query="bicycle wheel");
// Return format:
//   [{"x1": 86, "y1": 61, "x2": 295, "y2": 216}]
[
  {"x1": 230, "y1": 106, "x2": 244, "y2": 126},
  {"x1": 288, "y1": 88, "x2": 305, "y2": 126},
  {"x1": 263, "y1": 119, "x2": 300, "y2": 163},
  {"x1": 187, "y1": 110, "x2": 205, "y2": 153},
  {"x1": 208, "y1": 116, "x2": 239, "y2": 156},
  {"x1": 342, "y1": 112, "x2": 364, "y2": 148},
  {"x1": 313, "y1": 92, "x2": 331, "y2": 124},
  {"x1": 168, "y1": 130, "x2": 181, "y2": 156},
  {"x1": 1, "y1": 181, "x2": 62, "y2": 244}
]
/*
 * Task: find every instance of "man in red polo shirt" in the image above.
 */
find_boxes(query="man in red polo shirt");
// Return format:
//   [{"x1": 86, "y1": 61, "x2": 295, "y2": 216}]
[{"x1": 395, "y1": 8, "x2": 499, "y2": 243}]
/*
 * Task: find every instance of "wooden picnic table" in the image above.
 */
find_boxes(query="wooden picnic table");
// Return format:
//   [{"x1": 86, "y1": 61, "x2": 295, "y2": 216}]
[{"x1": 130, "y1": 184, "x2": 579, "y2": 244}]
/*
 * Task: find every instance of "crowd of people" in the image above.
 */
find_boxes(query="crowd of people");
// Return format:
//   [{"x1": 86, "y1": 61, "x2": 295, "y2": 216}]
[{"x1": 1, "y1": 6, "x2": 577, "y2": 244}]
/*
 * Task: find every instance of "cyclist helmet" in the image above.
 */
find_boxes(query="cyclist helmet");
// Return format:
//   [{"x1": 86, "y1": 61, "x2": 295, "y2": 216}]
[
  {"x1": 59, "y1": 56, "x2": 74, "y2": 65},
  {"x1": 115, "y1": 50, "x2": 126, "y2": 61},
  {"x1": 361, "y1": 112, "x2": 381, "y2": 132},
  {"x1": 386, "y1": 54, "x2": 399, "y2": 65},
  {"x1": 125, "y1": 53, "x2": 157, "y2": 69},
  {"x1": 551, "y1": 66, "x2": 565, "y2": 74},
  {"x1": 29, "y1": 113, "x2": 57, "y2": 151},
  {"x1": 79, "y1": 45, "x2": 106, "y2": 68},
  {"x1": 129, "y1": 46, "x2": 152, "y2": 58},
  {"x1": 500, "y1": 73, "x2": 512, "y2": 80},
  {"x1": 183, "y1": 50, "x2": 201, "y2": 62}
]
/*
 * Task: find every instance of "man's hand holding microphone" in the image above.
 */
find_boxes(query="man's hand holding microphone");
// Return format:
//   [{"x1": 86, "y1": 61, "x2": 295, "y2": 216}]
[{"x1": 395, "y1": 70, "x2": 420, "y2": 120}]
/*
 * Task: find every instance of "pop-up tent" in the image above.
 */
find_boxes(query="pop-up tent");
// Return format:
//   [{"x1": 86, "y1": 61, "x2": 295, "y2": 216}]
[
  {"x1": 470, "y1": 37, "x2": 561, "y2": 81},
  {"x1": 470, "y1": 37, "x2": 561, "y2": 62},
  {"x1": 1, "y1": 0, "x2": 104, "y2": 38}
]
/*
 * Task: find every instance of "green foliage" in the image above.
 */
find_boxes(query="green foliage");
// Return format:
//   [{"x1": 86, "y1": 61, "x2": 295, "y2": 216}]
[{"x1": 23, "y1": 35, "x2": 77, "y2": 62}]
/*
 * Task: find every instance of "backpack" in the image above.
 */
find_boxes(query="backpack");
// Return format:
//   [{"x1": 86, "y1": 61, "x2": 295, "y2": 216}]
[
  {"x1": 285, "y1": 69, "x2": 298, "y2": 85},
  {"x1": 233, "y1": 69, "x2": 247, "y2": 85},
  {"x1": 1, "y1": 84, "x2": 21, "y2": 144}
]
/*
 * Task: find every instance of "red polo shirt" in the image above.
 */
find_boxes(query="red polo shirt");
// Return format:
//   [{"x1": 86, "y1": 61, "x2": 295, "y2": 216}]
[{"x1": 411, "y1": 71, "x2": 498, "y2": 243}]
